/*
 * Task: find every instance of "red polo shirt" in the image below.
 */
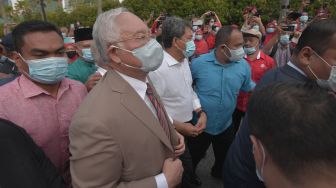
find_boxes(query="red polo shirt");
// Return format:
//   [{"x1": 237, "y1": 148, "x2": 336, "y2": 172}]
[{"x1": 237, "y1": 51, "x2": 275, "y2": 112}]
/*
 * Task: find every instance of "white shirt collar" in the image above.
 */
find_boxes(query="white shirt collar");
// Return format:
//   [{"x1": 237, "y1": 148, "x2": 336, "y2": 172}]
[
  {"x1": 256, "y1": 51, "x2": 261, "y2": 59},
  {"x1": 97, "y1": 66, "x2": 107, "y2": 76},
  {"x1": 287, "y1": 61, "x2": 307, "y2": 77},
  {"x1": 116, "y1": 71, "x2": 147, "y2": 100},
  {"x1": 164, "y1": 51, "x2": 187, "y2": 67}
]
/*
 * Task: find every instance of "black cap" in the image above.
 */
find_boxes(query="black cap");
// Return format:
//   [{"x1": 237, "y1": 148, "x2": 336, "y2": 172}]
[
  {"x1": 0, "y1": 33, "x2": 15, "y2": 52},
  {"x1": 74, "y1": 28, "x2": 93, "y2": 43}
]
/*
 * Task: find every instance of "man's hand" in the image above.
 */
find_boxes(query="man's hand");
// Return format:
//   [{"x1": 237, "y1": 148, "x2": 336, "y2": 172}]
[
  {"x1": 174, "y1": 131, "x2": 185, "y2": 157},
  {"x1": 251, "y1": 16, "x2": 262, "y2": 25},
  {"x1": 243, "y1": 14, "x2": 249, "y2": 22},
  {"x1": 163, "y1": 158, "x2": 183, "y2": 188},
  {"x1": 85, "y1": 73, "x2": 102, "y2": 92},
  {"x1": 177, "y1": 123, "x2": 201, "y2": 137},
  {"x1": 195, "y1": 112, "x2": 207, "y2": 134}
]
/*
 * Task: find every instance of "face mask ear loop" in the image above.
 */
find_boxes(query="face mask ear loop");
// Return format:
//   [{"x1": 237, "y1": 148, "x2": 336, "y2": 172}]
[
  {"x1": 312, "y1": 50, "x2": 332, "y2": 68},
  {"x1": 307, "y1": 65, "x2": 319, "y2": 80},
  {"x1": 222, "y1": 44, "x2": 231, "y2": 59}
]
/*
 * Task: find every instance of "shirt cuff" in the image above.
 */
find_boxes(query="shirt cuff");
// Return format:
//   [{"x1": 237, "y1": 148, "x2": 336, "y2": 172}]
[
  {"x1": 155, "y1": 173, "x2": 168, "y2": 188},
  {"x1": 193, "y1": 98, "x2": 202, "y2": 110}
]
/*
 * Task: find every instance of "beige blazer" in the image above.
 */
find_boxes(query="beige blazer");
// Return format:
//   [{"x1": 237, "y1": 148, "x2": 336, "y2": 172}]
[{"x1": 69, "y1": 70, "x2": 179, "y2": 188}]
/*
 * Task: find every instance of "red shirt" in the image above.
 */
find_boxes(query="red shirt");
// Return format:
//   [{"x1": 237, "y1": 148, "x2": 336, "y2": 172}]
[
  {"x1": 206, "y1": 34, "x2": 216, "y2": 50},
  {"x1": 237, "y1": 51, "x2": 275, "y2": 112},
  {"x1": 194, "y1": 39, "x2": 209, "y2": 55},
  {"x1": 264, "y1": 32, "x2": 276, "y2": 46}
]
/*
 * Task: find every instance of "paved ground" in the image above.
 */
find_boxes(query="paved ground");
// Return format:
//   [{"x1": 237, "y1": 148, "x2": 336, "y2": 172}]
[{"x1": 195, "y1": 145, "x2": 223, "y2": 188}]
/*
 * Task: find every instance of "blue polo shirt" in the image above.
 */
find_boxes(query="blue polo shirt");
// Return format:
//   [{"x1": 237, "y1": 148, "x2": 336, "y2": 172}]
[{"x1": 191, "y1": 50, "x2": 255, "y2": 135}]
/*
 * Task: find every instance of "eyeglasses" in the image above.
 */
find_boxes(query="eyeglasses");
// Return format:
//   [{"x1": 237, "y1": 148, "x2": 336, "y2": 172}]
[{"x1": 112, "y1": 32, "x2": 151, "y2": 45}]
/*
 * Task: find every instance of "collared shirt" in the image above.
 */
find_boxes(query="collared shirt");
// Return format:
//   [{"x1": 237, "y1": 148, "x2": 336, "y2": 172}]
[
  {"x1": 191, "y1": 50, "x2": 255, "y2": 135},
  {"x1": 287, "y1": 61, "x2": 307, "y2": 77},
  {"x1": 117, "y1": 71, "x2": 168, "y2": 188},
  {"x1": 237, "y1": 51, "x2": 275, "y2": 112},
  {"x1": 149, "y1": 51, "x2": 201, "y2": 122},
  {"x1": 0, "y1": 75, "x2": 87, "y2": 178},
  {"x1": 97, "y1": 66, "x2": 107, "y2": 76},
  {"x1": 67, "y1": 58, "x2": 97, "y2": 83}
]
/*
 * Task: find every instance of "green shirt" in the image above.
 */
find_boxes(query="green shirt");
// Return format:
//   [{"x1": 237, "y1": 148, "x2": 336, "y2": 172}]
[{"x1": 67, "y1": 58, "x2": 97, "y2": 84}]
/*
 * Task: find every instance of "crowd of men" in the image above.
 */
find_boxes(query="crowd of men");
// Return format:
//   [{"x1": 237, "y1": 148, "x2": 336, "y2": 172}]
[{"x1": 0, "y1": 2, "x2": 335, "y2": 188}]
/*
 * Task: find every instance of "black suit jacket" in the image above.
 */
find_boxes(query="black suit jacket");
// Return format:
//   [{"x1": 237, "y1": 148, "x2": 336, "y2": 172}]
[
  {"x1": 0, "y1": 118, "x2": 66, "y2": 188},
  {"x1": 223, "y1": 64, "x2": 311, "y2": 188}
]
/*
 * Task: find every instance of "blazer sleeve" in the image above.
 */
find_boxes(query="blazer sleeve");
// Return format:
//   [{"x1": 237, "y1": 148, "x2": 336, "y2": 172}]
[{"x1": 69, "y1": 117, "x2": 157, "y2": 188}]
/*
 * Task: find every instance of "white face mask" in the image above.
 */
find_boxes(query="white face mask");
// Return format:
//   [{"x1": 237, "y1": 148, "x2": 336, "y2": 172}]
[
  {"x1": 195, "y1": 35, "x2": 203, "y2": 40},
  {"x1": 308, "y1": 51, "x2": 336, "y2": 92},
  {"x1": 253, "y1": 142, "x2": 266, "y2": 182},
  {"x1": 111, "y1": 39, "x2": 163, "y2": 73},
  {"x1": 223, "y1": 44, "x2": 245, "y2": 62}
]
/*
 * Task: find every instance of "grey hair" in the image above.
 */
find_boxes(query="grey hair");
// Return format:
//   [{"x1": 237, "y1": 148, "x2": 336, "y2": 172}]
[
  {"x1": 90, "y1": 41, "x2": 103, "y2": 66},
  {"x1": 162, "y1": 16, "x2": 192, "y2": 49},
  {"x1": 92, "y1": 7, "x2": 128, "y2": 64}
]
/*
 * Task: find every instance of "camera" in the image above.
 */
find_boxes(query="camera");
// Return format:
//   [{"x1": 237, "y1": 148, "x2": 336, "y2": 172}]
[{"x1": 281, "y1": 25, "x2": 295, "y2": 32}]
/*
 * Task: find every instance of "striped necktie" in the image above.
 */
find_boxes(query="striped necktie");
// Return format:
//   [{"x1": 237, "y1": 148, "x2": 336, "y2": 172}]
[{"x1": 146, "y1": 83, "x2": 171, "y2": 140}]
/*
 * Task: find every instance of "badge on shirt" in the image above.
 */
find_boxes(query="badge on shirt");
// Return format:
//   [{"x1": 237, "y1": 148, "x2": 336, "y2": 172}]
[{"x1": 260, "y1": 64, "x2": 266, "y2": 69}]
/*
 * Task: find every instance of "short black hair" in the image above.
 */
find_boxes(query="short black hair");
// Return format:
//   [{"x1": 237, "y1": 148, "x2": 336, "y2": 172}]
[
  {"x1": 248, "y1": 82, "x2": 336, "y2": 184},
  {"x1": 215, "y1": 26, "x2": 239, "y2": 48},
  {"x1": 162, "y1": 16, "x2": 191, "y2": 48},
  {"x1": 294, "y1": 19, "x2": 336, "y2": 56},
  {"x1": 12, "y1": 20, "x2": 62, "y2": 53}
]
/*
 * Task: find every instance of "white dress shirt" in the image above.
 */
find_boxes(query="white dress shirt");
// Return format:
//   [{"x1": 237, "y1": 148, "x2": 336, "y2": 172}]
[
  {"x1": 149, "y1": 51, "x2": 201, "y2": 122},
  {"x1": 117, "y1": 71, "x2": 168, "y2": 188},
  {"x1": 96, "y1": 66, "x2": 107, "y2": 76}
]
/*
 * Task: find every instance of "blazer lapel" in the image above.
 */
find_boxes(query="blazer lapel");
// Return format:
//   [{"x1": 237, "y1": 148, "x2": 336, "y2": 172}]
[{"x1": 106, "y1": 71, "x2": 174, "y2": 152}]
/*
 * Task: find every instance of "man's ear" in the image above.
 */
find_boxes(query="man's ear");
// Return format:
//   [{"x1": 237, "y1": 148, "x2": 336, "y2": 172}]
[
  {"x1": 297, "y1": 46, "x2": 315, "y2": 68},
  {"x1": 12, "y1": 52, "x2": 25, "y2": 73},
  {"x1": 172, "y1": 37, "x2": 179, "y2": 48},
  {"x1": 250, "y1": 135, "x2": 264, "y2": 168},
  {"x1": 107, "y1": 46, "x2": 122, "y2": 64},
  {"x1": 221, "y1": 44, "x2": 231, "y2": 57}
]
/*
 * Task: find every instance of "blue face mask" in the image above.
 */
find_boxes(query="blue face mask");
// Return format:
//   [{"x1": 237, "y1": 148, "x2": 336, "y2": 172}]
[
  {"x1": 300, "y1": 16, "x2": 309, "y2": 23},
  {"x1": 183, "y1": 40, "x2": 196, "y2": 58},
  {"x1": 20, "y1": 55, "x2": 68, "y2": 84},
  {"x1": 280, "y1": 35, "x2": 290, "y2": 45},
  {"x1": 176, "y1": 39, "x2": 196, "y2": 58},
  {"x1": 244, "y1": 46, "x2": 257, "y2": 55},
  {"x1": 81, "y1": 48, "x2": 94, "y2": 62},
  {"x1": 266, "y1": 28, "x2": 275, "y2": 33}
]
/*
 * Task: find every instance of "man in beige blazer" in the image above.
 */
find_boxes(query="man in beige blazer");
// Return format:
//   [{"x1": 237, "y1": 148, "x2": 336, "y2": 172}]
[{"x1": 69, "y1": 8, "x2": 185, "y2": 188}]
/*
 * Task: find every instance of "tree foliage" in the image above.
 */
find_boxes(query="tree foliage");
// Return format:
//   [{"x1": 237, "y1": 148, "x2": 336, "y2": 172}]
[{"x1": 1, "y1": 0, "x2": 336, "y2": 37}]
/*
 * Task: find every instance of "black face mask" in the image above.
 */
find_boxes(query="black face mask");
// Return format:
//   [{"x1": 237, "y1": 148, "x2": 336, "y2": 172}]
[
  {"x1": 0, "y1": 56, "x2": 18, "y2": 75},
  {"x1": 66, "y1": 51, "x2": 77, "y2": 59}
]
